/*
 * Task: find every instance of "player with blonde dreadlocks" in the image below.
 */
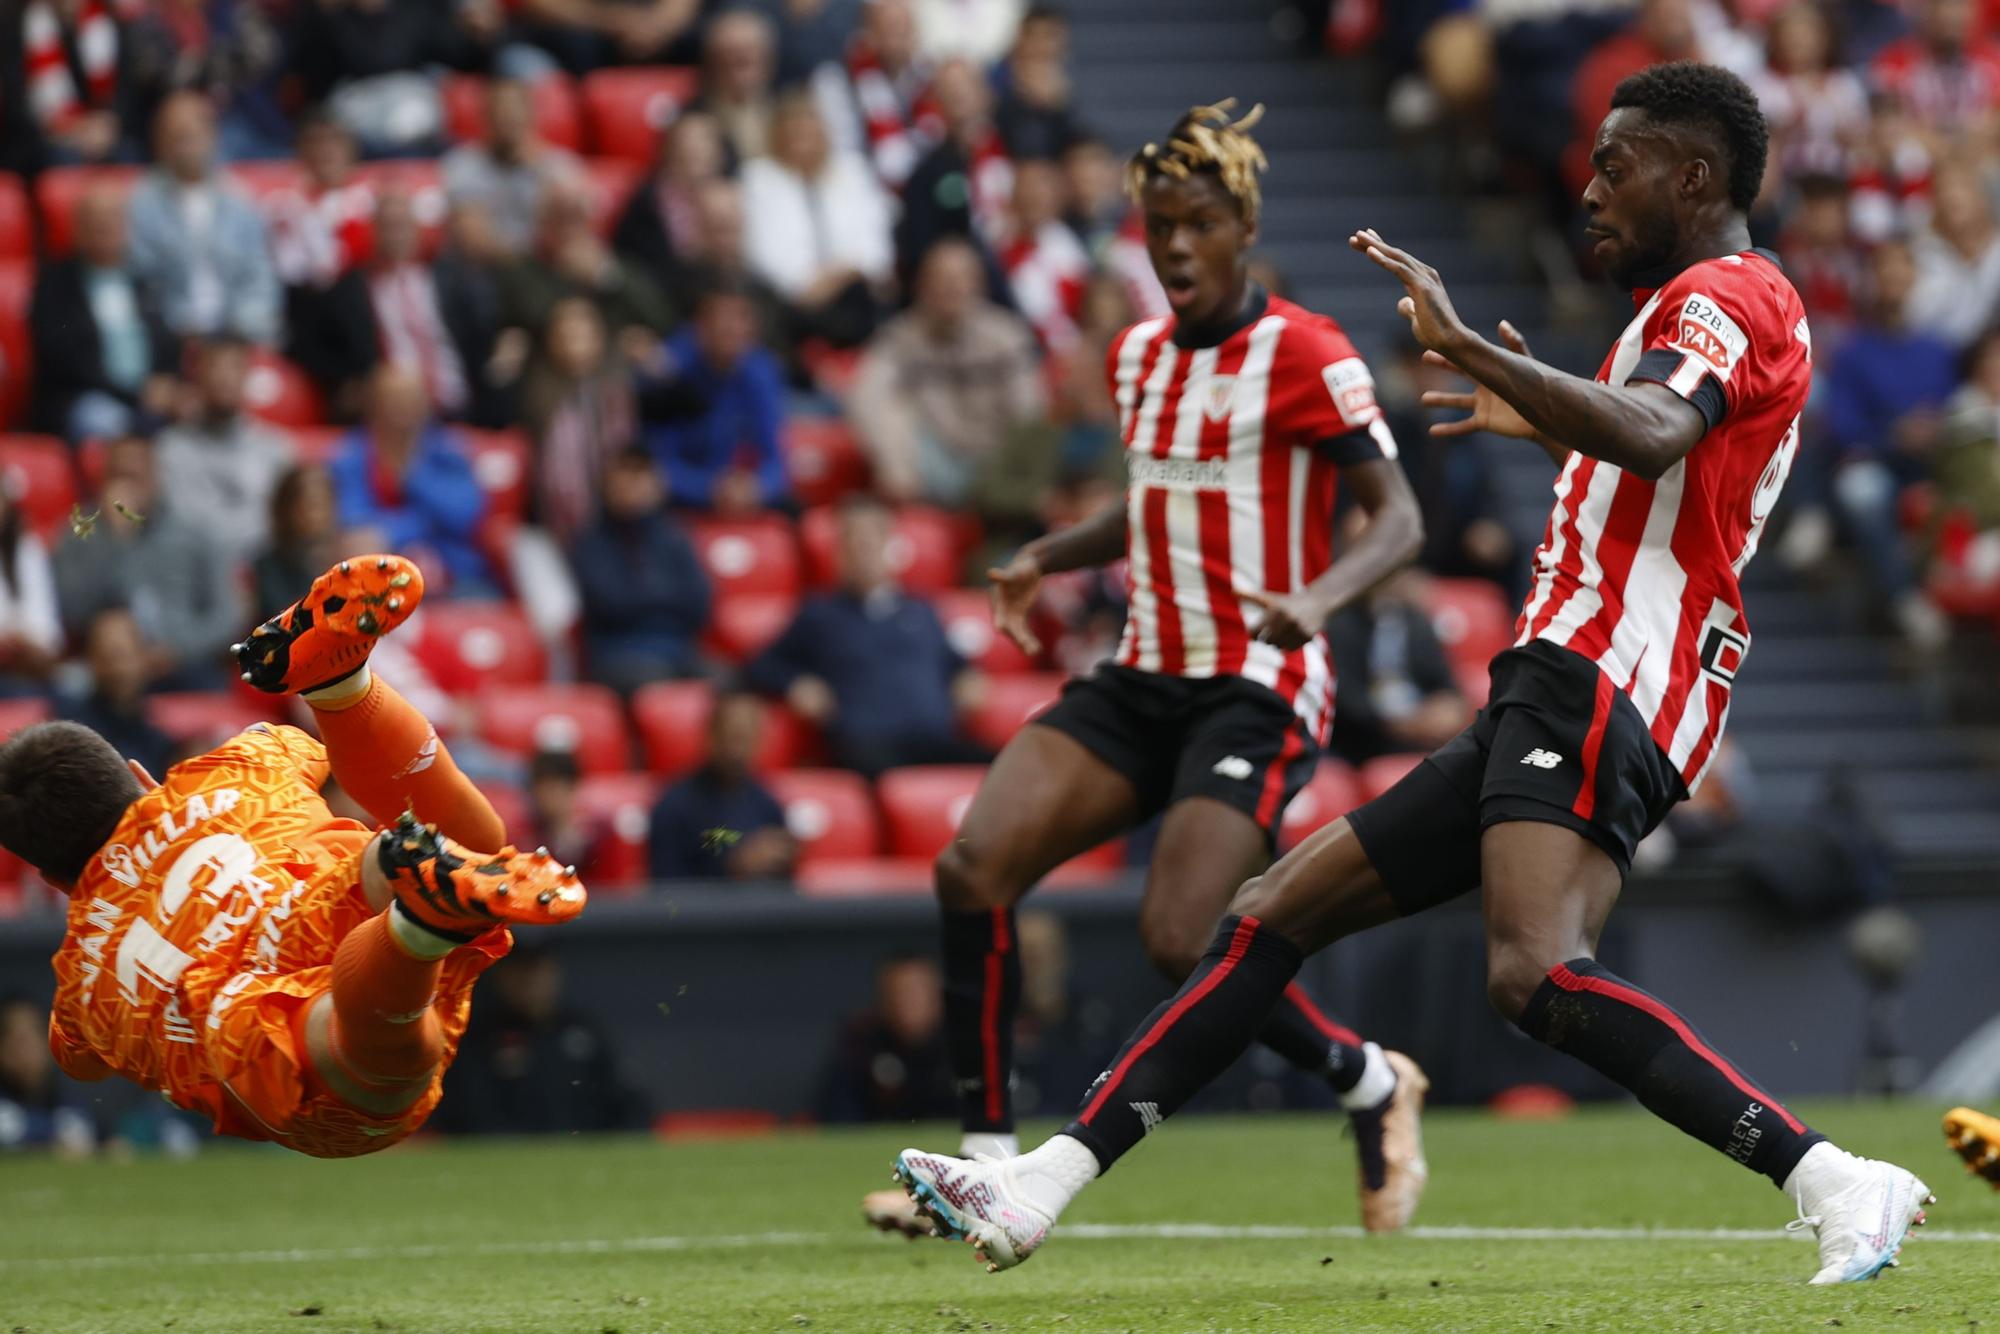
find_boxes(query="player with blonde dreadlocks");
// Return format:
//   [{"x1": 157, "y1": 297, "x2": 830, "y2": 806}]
[{"x1": 867, "y1": 100, "x2": 1433, "y2": 1263}]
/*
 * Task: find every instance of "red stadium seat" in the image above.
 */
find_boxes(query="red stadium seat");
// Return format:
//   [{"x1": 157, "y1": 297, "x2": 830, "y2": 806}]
[
  {"x1": 225, "y1": 160, "x2": 306, "y2": 206},
  {"x1": 581, "y1": 157, "x2": 644, "y2": 235},
  {"x1": 933, "y1": 588, "x2": 1035, "y2": 674},
  {"x1": 146, "y1": 692, "x2": 274, "y2": 745},
  {"x1": 781, "y1": 416, "x2": 868, "y2": 508},
  {"x1": 963, "y1": 672, "x2": 1065, "y2": 752},
  {"x1": 1359, "y1": 752, "x2": 1424, "y2": 803},
  {"x1": 580, "y1": 67, "x2": 700, "y2": 163},
  {"x1": 0, "y1": 435, "x2": 76, "y2": 539},
  {"x1": 412, "y1": 602, "x2": 548, "y2": 692},
  {"x1": 574, "y1": 772, "x2": 659, "y2": 890},
  {"x1": 0, "y1": 260, "x2": 35, "y2": 429},
  {"x1": 457, "y1": 428, "x2": 531, "y2": 521},
  {"x1": 0, "y1": 173, "x2": 32, "y2": 258},
  {"x1": 631, "y1": 680, "x2": 817, "y2": 775},
  {"x1": 688, "y1": 515, "x2": 800, "y2": 598},
  {"x1": 476, "y1": 683, "x2": 630, "y2": 774},
  {"x1": 0, "y1": 696, "x2": 50, "y2": 740},
  {"x1": 703, "y1": 591, "x2": 795, "y2": 662},
  {"x1": 440, "y1": 74, "x2": 583, "y2": 151},
  {"x1": 765, "y1": 768, "x2": 880, "y2": 865},
  {"x1": 800, "y1": 503, "x2": 961, "y2": 593},
  {"x1": 1425, "y1": 577, "x2": 1515, "y2": 673},
  {"x1": 795, "y1": 856, "x2": 933, "y2": 897},
  {"x1": 35, "y1": 164, "x2": 142, "y2": 255},
  {"x1": 877, "y1": 765, "x2": 985, "y2": 860},
  {"x1": 1454, "y1": 658, "x2": 1491, "y2": 709},
  {"x1": 244, "y1": 349, "x2": 324, "y2": 428},
  {"x1": 1277, "y1": 759, "x2": 1363, "y2": 852}
]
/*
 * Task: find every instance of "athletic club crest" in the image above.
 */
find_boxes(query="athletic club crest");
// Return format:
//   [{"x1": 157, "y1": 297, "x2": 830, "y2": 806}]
[{"x1": 1201, "y1": 374, "x2": 1237, "y2": 420}]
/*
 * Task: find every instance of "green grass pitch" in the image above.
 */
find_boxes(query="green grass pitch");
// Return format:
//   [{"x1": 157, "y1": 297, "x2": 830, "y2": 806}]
[{"x1": 3, "y1": 1101, "x2": 1996, "y2": 1333}]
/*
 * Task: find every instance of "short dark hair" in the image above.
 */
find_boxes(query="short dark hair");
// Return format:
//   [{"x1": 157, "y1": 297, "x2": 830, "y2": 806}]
[
  {"x1": 1610, "y1": 62, "x2": 1770, "y2": 213},
  {"x1": 0, "y1": 722, "x2": 144, "y2": 883},
  {"x1": 528, "y1": 747, "x2": 580, "y2": 785}
]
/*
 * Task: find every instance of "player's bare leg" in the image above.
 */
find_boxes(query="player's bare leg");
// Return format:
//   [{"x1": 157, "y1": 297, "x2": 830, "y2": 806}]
[
  {"x1": 863, "y1": 726, "x2": 1141, "y2": 1238},
  {"x1": 1480, "y1": 820, "x2": 1930, "y2": 1285},
  {"x1": 1139, "y1": 797, "x2": 1428, "y2": 1232}
]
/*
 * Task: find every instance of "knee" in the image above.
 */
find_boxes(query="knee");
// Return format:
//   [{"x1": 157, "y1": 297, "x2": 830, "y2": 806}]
[
  {"x1": 1136, "y1": 908, "x2": 1208, "y2": 983},
  {"x1": 934, "y1": 837, "x2": 1015, "y2": 913},
  {"x1": 1485, "y1": 940, "x2": 1558, "y2": 1024}
]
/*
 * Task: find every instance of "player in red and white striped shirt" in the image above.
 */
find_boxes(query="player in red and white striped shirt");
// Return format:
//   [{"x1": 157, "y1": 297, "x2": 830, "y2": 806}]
[
  {"x1": 863, "y1": 100, "x2": 1432, "y2": 1241},
  {"x1": 894, "y1": 64, "x2": 1933, "y2": 1287}
]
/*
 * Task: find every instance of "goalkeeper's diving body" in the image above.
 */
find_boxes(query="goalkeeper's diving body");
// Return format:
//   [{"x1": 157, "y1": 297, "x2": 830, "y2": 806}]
[{"x1": 0, "y1": 555, "x2": 584, "y2": 1158}]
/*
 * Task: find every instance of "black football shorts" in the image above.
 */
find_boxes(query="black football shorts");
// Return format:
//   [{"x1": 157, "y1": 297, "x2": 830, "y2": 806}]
[
  {"x1": 1033, "y1": 664, "x2": 1320, "y2": 845},
  {"x1": 1345, "y1": 639, "x2": 1687, "y2": 915}
]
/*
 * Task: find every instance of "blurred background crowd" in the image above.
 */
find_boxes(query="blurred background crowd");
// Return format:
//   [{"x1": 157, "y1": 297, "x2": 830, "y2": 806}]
[{"x1": 3, "y1": 0, "x2": 2000, "y2": 1147}]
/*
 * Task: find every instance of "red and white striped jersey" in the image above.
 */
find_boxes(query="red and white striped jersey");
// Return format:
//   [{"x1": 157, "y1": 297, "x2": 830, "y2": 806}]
[
  {"x1": 1107, "y1": 292, "x2": 1397, "y2": 742},
  {"x1": 1516, "y1": 250, "x2": 1811, "y2": 792}
]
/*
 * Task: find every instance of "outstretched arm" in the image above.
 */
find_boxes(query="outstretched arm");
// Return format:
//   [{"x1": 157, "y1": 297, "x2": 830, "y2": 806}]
[
  {"x1": 1351, "y1": 229, "x2": 1705, "y2": 481},
  {"x1": 987, "y1": 501, "x2": 1129, "y2": 656},
  {"x1": 1243, "y1": 456, "x2": 1424, "y2": 650}
]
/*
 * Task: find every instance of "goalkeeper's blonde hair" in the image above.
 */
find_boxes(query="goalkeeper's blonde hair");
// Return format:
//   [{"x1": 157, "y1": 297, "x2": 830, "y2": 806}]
[{"x1": 1125, "y1": 99, "x2": 1269, "y2": 224}]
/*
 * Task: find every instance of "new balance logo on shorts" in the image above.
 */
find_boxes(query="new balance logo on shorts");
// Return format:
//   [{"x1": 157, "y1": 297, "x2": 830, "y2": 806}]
[
  {"x1": 1212, "y1": 756, "x2": 1253, "y2": 781},
  {"x1": 1131, "y1": 1101, "x2": 1164, "y2": 1134},
  {"x1": 1520, "y1": 749, "x2": 1564, "y2": 769}
]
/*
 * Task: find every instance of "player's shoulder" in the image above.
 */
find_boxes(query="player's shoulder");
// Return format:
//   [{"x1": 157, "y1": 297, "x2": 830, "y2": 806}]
[
  {"x1": 1109, "y1": 315, "x2": 1174, "y2": 359},
  {"x1": 1263, "y1": 296, "x2": 1362, "y2": 361},
  {"x1": 181, "y1": 723, "x2": 327, "y2": 779},
  {"x1": 1654, "y1": 251, "x2": 1805, "y2": 345}
]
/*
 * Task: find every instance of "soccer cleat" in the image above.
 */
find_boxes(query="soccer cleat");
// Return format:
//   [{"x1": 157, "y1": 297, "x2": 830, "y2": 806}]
[
  {"x1": 377, "y1": 812, "x2": 586, "y2": 934},
  {"x1": 893, "y1": 1150, "x2": 1052, "y2": 1272},
  {"x1": 862, "y1": 1187, "x2": 938, "y2": 1239},
  {"x1": 1944, "y1": 1107, "x2": 2000, "y2": 1189},
  {"x1": 1788, "y1": 1155, "x2": 1932, "y2": 1284},
  {"x1": 1353, "y1": 1049, "x2": 1430, "y2": 1233},
  {"x1": 236, "y1": 554, "x2": 425, "y2": 695}
]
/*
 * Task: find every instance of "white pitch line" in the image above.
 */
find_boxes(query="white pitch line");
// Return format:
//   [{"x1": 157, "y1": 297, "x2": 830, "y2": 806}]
[{"x1": 3, "y1": 1223, "x2": 1996, "y2": 1272}]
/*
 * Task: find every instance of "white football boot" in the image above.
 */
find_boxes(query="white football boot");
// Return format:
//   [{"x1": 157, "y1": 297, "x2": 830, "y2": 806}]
[
  {"x1": 1785, "y1": 1144, "x2": 1933, "y2": 1284},
  {"x1": 893, "y1": 1149, "x2": 1056, "y2": 1271}
]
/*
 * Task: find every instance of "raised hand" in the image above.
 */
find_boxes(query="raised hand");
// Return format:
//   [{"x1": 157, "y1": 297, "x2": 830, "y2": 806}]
[
  {"x1": 1349, "y1": 228, "x2": 1469, "y2": 355},
  {"x1": 1420, "y1": 321, "x2": 1542, "y2": 441}
]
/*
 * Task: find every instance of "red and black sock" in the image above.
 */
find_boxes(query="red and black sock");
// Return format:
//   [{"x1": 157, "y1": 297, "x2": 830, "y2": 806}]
[
  {"x1": 1259, "y1": 983, "x2": 1371, "y2": 1095},
  {"x1": 1063, "y1": 915, "x2": 1301, "y2": 1171},
  {"x1": 942, "y1": 906, "x2": 1020, "y2": 1134},
  {"x1": 1516, "y1": 957, "x2": 1824, "y2": 1185}
]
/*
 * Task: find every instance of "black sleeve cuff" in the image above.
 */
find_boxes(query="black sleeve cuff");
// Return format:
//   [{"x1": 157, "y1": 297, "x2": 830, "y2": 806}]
[
  {"x1": 1628, "y1": 348, "x2": 1728, "y2": 431},
  {"x1": 1315, "y1": 428, "x2": 1387, "y2": 466}
]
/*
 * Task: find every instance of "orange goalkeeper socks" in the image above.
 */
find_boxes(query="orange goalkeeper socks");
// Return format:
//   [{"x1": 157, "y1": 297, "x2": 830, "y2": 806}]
[
  {"x1": 310, "y1": 672, "x2": 506, "y2": 852},
  {"x1": 325, "y1": 910, "x2": 447, "y2": 1088}
]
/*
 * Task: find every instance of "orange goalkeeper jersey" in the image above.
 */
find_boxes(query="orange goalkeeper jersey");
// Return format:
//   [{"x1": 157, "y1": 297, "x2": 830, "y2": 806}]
[{"x1": 47, "y1": 725, "x2": 378, "y2": 1113}]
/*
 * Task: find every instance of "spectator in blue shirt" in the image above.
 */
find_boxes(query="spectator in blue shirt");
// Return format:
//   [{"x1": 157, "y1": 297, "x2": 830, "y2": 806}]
[
  {"x1": 638, "y1": 276, "x2": 791, "y2": 514},
  {"x1": 569, "y1": 448, "x2": 712, "y2": 695},
  {"x1": 747, "y1": 495, "x2": 989, "y2": 776},
  {"x1": 1796, "y1": 239, "x2": 1959, "y2": 648},
  {"x1": 327, "y1": 363, "x2": 495, "y2": 596},
  {"x1": 648, "y1": 688, "x2": 798, "y2": 883}
]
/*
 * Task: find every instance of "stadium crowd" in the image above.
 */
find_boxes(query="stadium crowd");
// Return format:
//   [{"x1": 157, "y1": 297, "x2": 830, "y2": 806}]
[
  {"x1": 0, "y1": 0, "x2": 1523, "y2": 911},
  {"x1": 0, "y1": 0, "x2": 1974, "y2": 913},
  {"x1": 1349, "y1": 0, "x2": 2000, "y2": 651}
]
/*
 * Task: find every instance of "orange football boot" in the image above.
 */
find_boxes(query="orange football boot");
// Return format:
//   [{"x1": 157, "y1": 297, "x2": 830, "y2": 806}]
[
  {"x1": 236, "y1": 555, "x2": 424, "y2": 695},
  {"x1": 1944, "y1": 1107, "x2": 2000, "y2": 1189},
  {"x1": 377, "y1": 811, "x2": 587, "y2": 935}
]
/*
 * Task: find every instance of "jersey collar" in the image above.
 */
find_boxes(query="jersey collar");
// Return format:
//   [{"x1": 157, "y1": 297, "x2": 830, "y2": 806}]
[
  {"x1": 1629, "y1": 248, "x2": 1784, "y2": 307},
  {"x1": 1172, "y1": 282, "x2": 1269, "y2": 349}
]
